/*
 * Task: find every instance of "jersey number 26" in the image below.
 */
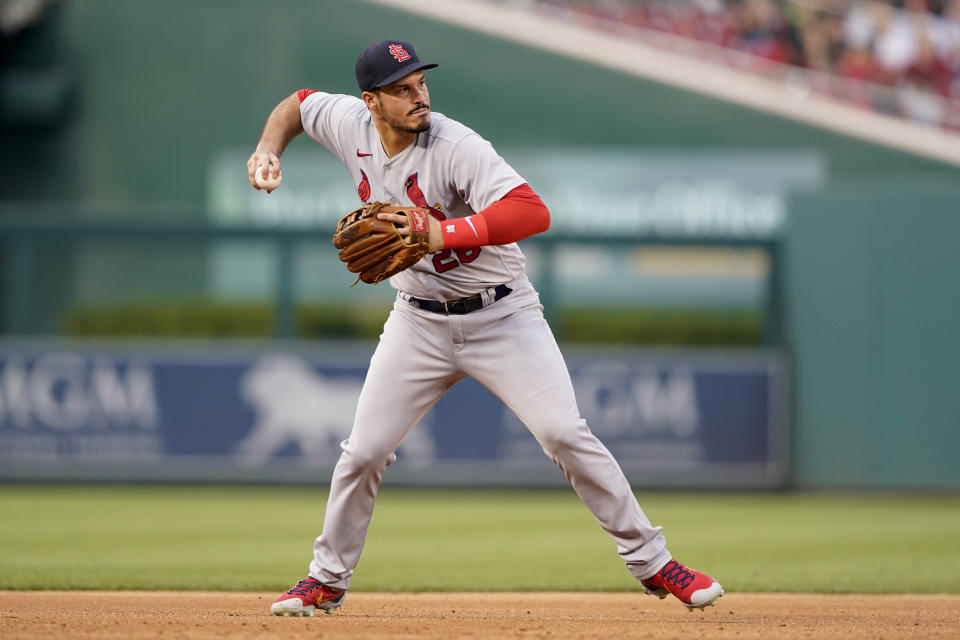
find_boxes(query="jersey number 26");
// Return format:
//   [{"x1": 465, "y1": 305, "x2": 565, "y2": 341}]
[{"x1": 432, "y1": 247, "x2": 481, "y2": 273}]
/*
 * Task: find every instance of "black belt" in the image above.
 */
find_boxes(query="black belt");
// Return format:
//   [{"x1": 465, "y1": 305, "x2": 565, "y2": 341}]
[{"x1": 408, "y1": 284, "x2": 512, "y2": 315}]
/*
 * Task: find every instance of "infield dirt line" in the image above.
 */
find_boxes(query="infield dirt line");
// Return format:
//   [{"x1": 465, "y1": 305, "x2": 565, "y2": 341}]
[{"x1": 2, "y1": 591, "x2": 958, "y2": 639}]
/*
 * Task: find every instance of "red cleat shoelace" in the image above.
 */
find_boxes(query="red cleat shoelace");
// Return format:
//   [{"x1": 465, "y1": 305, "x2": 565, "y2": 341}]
[{"x1": 641, "y1": 559, "x2": 724, "y2": 610}]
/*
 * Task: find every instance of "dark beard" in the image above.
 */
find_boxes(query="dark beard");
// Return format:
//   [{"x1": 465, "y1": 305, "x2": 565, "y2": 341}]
[
  {"x1": 393, "y1": 118, "x2": 430, "y2": 134},
  {"x1": 379, "y1": 97, "x2": 430, "y2": 134}
]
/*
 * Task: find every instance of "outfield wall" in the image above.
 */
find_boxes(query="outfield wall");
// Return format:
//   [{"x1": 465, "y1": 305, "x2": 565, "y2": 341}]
[
  {"x1": 785, "y1": 187, "x2": 960, "y2": 490},
  {"x1": 0, "y1": 342, "x2": 787, "y2": 488}
]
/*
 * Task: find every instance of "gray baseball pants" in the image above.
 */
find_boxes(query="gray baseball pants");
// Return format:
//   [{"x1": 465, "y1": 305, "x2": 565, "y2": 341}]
[{"x1": 309, "y1": 278, "x2": 671, "y2": 589}]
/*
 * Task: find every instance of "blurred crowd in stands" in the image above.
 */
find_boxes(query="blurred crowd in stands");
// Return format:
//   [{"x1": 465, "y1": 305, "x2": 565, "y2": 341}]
[{"x1": 524, "y1": 0, "x2": 960, "y2": 129}]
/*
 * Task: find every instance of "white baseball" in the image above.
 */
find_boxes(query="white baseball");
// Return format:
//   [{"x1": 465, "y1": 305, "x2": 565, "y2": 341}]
[{"x1": 255, "y1": 165, "x2": 282, "y2": 190}]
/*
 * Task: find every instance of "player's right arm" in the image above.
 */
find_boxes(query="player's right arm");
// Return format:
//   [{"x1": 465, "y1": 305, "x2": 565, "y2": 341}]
[{"x1": 247, "y1": 92, "x2": 304, "y2": 191}]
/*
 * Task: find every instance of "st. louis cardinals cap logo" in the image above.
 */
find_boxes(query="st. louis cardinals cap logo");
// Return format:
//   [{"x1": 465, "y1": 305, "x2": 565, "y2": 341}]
[
  {"x1": 388, "y1": 43, "x2": 411, "y2": 62},
  {"x1": 355, "y1": 39, "x2": 438, "y2": 92}
]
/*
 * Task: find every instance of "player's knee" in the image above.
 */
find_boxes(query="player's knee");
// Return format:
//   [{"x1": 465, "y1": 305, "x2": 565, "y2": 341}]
[
  {"x1": 338, "y1": 446, "x2": 395, "y2": 476},
  {"x1": 535, "y1": 420, "x2": 587, "y2": 457}
]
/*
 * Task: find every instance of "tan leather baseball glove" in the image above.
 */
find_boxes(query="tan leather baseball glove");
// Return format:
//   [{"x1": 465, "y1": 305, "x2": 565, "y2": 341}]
[{"x1": 333, "y1": 202, "x2": 431, "y2": 285}]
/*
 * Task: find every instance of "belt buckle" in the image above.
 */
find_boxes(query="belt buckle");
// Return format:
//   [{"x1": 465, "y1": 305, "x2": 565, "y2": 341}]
[
  {"x1": 444, "y1": 299, "x2": 466, "y2": 314},
  {"x1": 447, "y1": 292, "x2": 483, "y2": 314}
]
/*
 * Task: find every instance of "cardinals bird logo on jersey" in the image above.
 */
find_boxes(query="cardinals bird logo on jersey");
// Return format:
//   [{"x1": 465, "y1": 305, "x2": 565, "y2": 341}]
[
  {"x1": 405, "y1": 172, "x2": 443, "y2": 218},
  {"x1": 357, "y1": 170, "x2": 371, "y2": 202}
]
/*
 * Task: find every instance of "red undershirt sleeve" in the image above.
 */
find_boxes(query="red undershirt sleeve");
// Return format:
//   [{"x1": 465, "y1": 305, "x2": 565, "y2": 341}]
[
  {"x1": 440, "y1": 183, "x2": 550, "y2": 249},
  {"x1": 297, "y1": 88, "x2": 318, "y2": 102}
]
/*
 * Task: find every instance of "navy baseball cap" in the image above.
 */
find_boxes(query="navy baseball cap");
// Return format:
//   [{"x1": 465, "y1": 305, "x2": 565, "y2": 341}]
[{"x1": 355, "y1": 40, "x2": 438, "y2": 92}]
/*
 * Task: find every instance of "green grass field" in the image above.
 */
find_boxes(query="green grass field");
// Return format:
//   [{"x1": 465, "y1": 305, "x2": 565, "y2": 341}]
[{"x1": 1, "y1": 485, "x2": 957, "y2": 594}]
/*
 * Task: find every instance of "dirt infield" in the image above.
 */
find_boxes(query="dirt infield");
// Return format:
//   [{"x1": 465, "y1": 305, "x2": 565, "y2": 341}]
[{"x1": 1, "y1": 591, "x2": 958, "y2": 639}]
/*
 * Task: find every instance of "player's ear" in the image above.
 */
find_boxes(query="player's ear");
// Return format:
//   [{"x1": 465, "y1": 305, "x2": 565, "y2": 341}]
[{"x1": 361, "y1": 90, "x2": 379, "y2": 112}]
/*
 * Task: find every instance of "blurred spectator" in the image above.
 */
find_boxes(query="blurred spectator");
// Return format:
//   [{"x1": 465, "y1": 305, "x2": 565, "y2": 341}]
[
  {"x1": 801, "y1": 5, "x2": 848, "y2": 71},
  {"x1": 732, "y1": 0, "x2": 799, "y2": 64},
  {"x1": 898, "y1": 24, "x2": 951, "y2": 120}
]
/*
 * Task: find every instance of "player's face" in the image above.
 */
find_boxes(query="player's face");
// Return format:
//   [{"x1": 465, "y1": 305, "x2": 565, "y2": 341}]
[{"x1": 369, "y1": 71, "x2": 431, "y2": 134}]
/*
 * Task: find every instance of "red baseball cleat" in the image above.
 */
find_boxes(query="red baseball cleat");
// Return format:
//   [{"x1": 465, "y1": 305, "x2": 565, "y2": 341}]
[
  {"x1": 271, "y1": 576, "x2": 345, "y2": 616},
  {"x1": 641, "y1": 559, "x2": 724, "y2": 611}
]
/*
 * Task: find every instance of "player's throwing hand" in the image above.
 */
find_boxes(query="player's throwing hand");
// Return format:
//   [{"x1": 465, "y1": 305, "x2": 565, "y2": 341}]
[{"x1": 246, "y1": 150, "x2": 282, "y2": 193}]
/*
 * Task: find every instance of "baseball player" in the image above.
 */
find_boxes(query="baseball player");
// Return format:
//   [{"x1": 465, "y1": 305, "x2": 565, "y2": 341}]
[{"x1": 248, "y1": 39, "x2": 723, "y2": 616}]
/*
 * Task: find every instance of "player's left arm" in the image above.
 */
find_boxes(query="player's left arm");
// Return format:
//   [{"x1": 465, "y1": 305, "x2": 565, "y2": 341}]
[
  {"x1": 378, "y1": 132, "x2": 549, "y2": 250},
  {"x1": 378, "y1": 184, "x2": 549, "y2": 251},
  {"x1": 436, "y1": 183, "x2": 549, "y2": 249}
]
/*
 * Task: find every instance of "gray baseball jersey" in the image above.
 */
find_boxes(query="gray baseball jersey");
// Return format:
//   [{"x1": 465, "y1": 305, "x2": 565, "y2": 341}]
[{"x1": 300, "y1": 91, "x2": 527, "y2": 300}]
